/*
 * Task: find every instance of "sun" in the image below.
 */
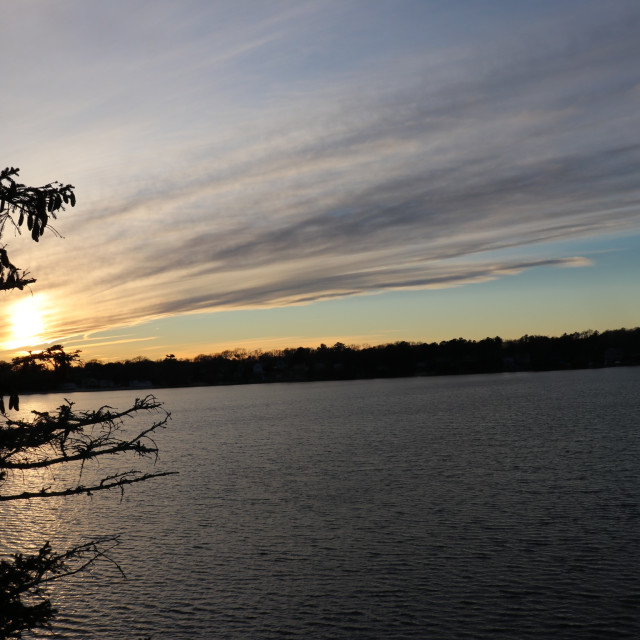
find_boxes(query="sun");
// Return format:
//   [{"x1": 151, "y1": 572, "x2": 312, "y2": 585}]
[{"x1": 5, "y1": 294, "x2": 48, "y2": 350}]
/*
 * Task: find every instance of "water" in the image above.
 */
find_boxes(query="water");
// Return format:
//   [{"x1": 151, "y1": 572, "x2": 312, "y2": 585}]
[{"x1": 2, "y1": 368, "x2": 639, "y2": 638}]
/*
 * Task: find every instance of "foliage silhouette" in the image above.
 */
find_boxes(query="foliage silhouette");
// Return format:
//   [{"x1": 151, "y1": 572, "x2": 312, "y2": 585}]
[
  {"x1": 18, "y1": 328, "x2": 636, "y2": 392},
  {"x1": 0, "y1": 168, "x2": 174, "y2": 638}
]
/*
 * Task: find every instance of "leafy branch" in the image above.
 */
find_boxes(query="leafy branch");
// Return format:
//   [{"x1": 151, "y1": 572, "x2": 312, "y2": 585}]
[
  {"x1": 0, "y1": 166, "x2": 75, "y2": 292},
  {"x1": 0, "y1": 167, "x2": 75, "y2": 243}
]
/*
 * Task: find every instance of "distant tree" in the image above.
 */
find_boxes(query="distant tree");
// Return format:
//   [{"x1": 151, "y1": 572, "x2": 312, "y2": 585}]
[{"x1": 0, "y1": 168, "x2": 174, "y2": 638}]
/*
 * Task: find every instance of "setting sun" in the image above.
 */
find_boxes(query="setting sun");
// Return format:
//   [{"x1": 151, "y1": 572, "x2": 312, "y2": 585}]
[{"x1": 5, "y1": 294, "x2": 48, "y2": 350}]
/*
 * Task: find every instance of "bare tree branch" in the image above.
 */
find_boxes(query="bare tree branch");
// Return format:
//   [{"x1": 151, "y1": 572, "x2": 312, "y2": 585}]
[
  {"x1": 0, "y1": 395, "x2": 170, "y2": 470},
  {"x1": 0, "y1": 470, "x2": 178, "y2": 502}
]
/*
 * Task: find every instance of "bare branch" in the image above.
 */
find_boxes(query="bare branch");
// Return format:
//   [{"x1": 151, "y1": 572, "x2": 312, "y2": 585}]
[
  {"x1": 0, "y1": 395, "x2": 170, "y2": 472},
  {"x1": 0, "y1": 470, "x2": 178, "y2": 502},
  {"x1": 1, "y1": 413, "x2": 170, "y2": 470}
]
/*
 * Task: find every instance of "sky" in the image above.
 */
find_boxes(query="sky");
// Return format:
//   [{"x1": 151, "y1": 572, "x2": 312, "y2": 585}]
[{"x1": 1, "y1": 0, "x2": 639, "y2": 362}]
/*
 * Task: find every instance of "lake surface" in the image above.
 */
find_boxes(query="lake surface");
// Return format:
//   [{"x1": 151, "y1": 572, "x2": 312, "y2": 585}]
[{"x1": 3, "y1": 368, "x2": 639, "y2": 638}]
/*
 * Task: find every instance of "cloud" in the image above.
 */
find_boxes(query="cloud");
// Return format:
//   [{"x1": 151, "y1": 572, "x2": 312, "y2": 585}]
[{"x1": 2, "y1": 1, "x2": 640, "y2": 349}]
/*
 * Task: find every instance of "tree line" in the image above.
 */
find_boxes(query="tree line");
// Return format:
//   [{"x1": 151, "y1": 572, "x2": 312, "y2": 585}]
[{"x1": 5, "y1": 328, "x2": 639, "y2": 394}]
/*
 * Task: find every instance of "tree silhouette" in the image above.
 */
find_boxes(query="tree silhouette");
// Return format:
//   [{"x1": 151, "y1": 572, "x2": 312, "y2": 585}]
[{"x1": 0, "y1": 168, "x2": 174, "y2": 638}]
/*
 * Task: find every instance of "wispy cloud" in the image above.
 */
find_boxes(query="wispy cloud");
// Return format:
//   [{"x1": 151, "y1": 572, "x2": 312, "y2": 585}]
[{"x1": 2, "y1": 1, "x2": 639, "y2": 352}]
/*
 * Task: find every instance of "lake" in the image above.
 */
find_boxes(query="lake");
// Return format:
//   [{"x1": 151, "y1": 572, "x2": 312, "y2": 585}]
[{"x1": 3, "y1": 368, "x2": 639, "y2": 638}]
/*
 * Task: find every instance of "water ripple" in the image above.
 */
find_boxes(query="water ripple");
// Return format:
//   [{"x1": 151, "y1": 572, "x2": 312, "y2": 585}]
[{"x1": 3, "y1": 369, "x2": 639, "y2": 638}]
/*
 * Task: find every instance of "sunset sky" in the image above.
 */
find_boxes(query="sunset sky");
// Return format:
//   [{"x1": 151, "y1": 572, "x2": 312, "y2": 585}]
[{"x1": 2, "y1": 0, "x2": 639, "y2": 362}]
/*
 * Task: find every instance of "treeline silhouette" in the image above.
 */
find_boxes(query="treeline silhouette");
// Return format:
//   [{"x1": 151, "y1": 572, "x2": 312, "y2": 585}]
[{"x1": 3, "y1": 328, "x2": 639, "y2": 393}]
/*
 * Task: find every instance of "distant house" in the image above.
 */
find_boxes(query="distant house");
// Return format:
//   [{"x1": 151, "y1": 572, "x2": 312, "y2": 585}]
[{"x1": 130, "y1": 379, "x2": 153, "y2": 388}]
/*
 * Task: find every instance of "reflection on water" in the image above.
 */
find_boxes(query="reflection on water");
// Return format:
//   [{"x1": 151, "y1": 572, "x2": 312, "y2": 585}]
[{"x1": 3, "y1": 369, "x2": 640, "y2": 639}]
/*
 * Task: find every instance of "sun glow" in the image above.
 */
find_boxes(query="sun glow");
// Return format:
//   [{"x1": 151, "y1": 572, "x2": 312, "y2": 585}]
[{"x1": 5, "y1": 295, "x2": 48, "y2": 350}]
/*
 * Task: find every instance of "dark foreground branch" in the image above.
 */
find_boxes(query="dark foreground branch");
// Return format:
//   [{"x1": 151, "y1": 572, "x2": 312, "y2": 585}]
[
  {"x1": 0, "y1": 470, "x2": 178, "y2": 502},
  {"x1": 0, "y1": 396, "x2": 171, "y2": 500},
  {"x1": 0, "y1": 536, "x2": 122, "y2": 638}
]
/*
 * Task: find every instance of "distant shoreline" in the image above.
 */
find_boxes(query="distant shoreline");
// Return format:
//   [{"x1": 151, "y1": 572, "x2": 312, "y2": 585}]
[{"x1": 7, "y1": 328, "x2": 639, "y2": 396}]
